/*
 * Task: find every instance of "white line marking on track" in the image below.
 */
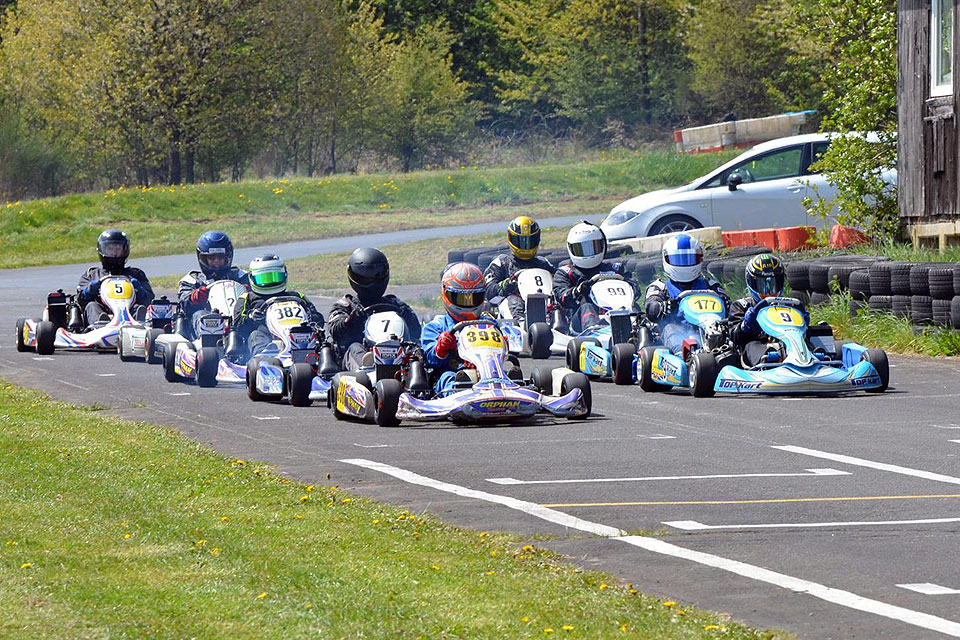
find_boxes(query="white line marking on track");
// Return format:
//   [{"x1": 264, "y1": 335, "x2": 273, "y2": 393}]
[
  {"x1": 950, "y1": 440, "x2": 960, "y2": 445},
  {"x1": 55, "y1": 379, "x2": 89, "y2": 391},
  {"x1": 898, "y1": 583, "x2": 960, "y2": 596},
  {"x1": 353, "y1": 443, "x2": 391, "y2": 448},
  {"x1": 773, "y1": 445, "x2": 960, "y2": 486},
  {"x1": 664, "y1": 516, "x2": 960, "y2": 531},
  {"x1": 31, "y1": 357, "x2": 54, "y2": 361},
  {"x1": 253, "y1": 416, "x2": 281, "y2": 421},
  {"x1": 97, "y1": 373, "x2": 116, "y2": 377},
  {"x1": 167, "y1": 392, "x2": 191, "y2": 396},
  {"x1": 648, "y1": 434, "x2": 676, "y2": 439},
  {"x1": 341, "y1": 458, "x2": 960, "y2": 637},
  {"x1": 486, "y1": 468, "x2": 850, "y2": 486}
]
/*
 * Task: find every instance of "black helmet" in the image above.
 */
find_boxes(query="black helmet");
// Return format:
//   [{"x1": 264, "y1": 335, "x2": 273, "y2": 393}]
[
  {"x1": 745, "y1": 253, "x2": 785, "y2": 302},
  {"x1": 196, "y1": 230, "x2": 234, "y2": 279},
  {"x1": 97, "y1": 229, "x2": 130, "y2": 274},
  {"x1": 347, "y1": 247, "x2": 389, "y2": 305}
]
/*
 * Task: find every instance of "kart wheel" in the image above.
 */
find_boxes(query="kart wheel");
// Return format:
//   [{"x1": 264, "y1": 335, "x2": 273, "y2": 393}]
[
  {"x1": 288, "y1": 362, "x2": 314, "y2": 407},
  {"x1": 374, "y1": 379, "x2": 403, "y2": 427},
  {"x1": 118, "y1": 329, "x2": 136, "y2": 362},
  {"x1": 145, "y1": 328, "x2": 164, "y2": 364},
  {"x1": 689, "y1": 351, "x2": 718, "y2": 398},
  {"x1": 246, "y1": 356, "x2": 267, "y2": 401},
  {"x1": 163, "y1": 345, "x2": 181, "y2": 382},
  {"x1": 35, "y1": 320, "x2": 57, "y2": 355},
  {"x1": 328, "y1": 373, "x2": 346, "y2": 420},
  {"x1": 530, "y1": 365, "x2": 555, "y2": 393},
  {"x1": 15, "y1": 318, "x2": 34, "y2": 353},
  {"x1": 565, "y1": 338, "x2": 599, "y2": 373},
  {"x1": 637, "y1": 345, "x2": 663, "y2": 392},
  {"x1": 861, "y1": 348, "x2": 890, "y2": 393},
  {"x1": 611, "y1": 343, "x2": 636, "y2": 386},
  {"x1": 560, "y1": 372, "x2": 591, "y2": 418},
  {"x1": 528, "y1": 322, "x2": 552, "y2": 359},
  {"x1": 196, "y1": 347, "x2": 219, "y2": 388}
]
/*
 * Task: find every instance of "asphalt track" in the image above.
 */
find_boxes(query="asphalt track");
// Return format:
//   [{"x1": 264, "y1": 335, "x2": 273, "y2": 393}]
[{"x1": 3, "y1": 232, "x2": 960, "y2": 638}]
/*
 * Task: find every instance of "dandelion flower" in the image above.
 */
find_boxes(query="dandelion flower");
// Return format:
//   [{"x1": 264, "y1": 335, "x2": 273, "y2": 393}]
[
  {"x1": 195, "y1": 539, "x2": 207, "y2": 548},
  {"x1": 220, "y1": 516, "x2": 229, "y2": 522},
  {"x1": 257, "y1": 592, "x2": 267, "y2": 600},
  {"x1": 543, "y1": 629, "x2": 554, "y2": 635},
  {"x1": 299, "y1": 495, "x2": 310, "y2": 502},
  {"x1": 599, "y1": 583, "x2": 608, "y2": 590},
  {"x1": 295, "y1": 514, "x2": 304, "y2": 520},
  {"x1": 704, "y1": 625, "x2": 718, "y2": 631},
  {"x1": 484, "y1": 570, "x2": 495, "y2": 575},
  {"x1": 662, "y1": 601, "x2": 676, "y2": 607},
  {"x1": 431, "y1": 565, "x2": 439, "y2": 571},
  {"x1": 20, "y1": 562, "x2": 32, "y2": 569},
  {"x1": 123, "y1": 533, "x2": 131, "y2": 540},
  {"x1": 306, "y1": 485, "x2": 314, "y2": 492},
  {"x1": 210, "y1": 548, "x2": 221, "y2": 556},
  {"x1": 619, "y1": 623, "x2": 629, "y2": 632},
  {"x1": 562, "y1": 625, "x2": 574, "y2": 631},
  {"x1": 522, "y1": 545, "x2": 534, "y2": 552}
]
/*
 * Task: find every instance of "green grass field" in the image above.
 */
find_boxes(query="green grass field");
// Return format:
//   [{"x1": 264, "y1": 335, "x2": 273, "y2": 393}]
[
  {"x1": 0, "y1": 381, "x2": 786, "y2": 639},
  {"x1": 2, "y1": 150, "x2": 733, "y2": 268}
]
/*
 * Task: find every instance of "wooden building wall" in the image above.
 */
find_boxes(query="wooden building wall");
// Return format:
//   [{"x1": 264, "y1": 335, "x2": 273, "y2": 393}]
[{"x1": 898, "y1": 0, "x2": 960, "y2": 222}]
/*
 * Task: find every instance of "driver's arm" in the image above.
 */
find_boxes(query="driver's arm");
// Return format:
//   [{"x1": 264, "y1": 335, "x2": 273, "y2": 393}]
[
  {"x1": 231, "y1": 293, "x2": 255, "y2": 337},
  {"x1": 727, "y1": 299, "x2": 754, "y2": 347},
  {"x1": 421, "y1": 319, "x2": 450, "y2": 367},
  {"x1": 552, "y1": 265, "x2": 580, "y2": 309},
  {"x1": 130, "y1": 269, "x2": 154, "y2": 306},
  {"x1": 644, "y1": 280, "x2": 670, "y2": 321},
  {"x1": 483, "y1": 256, "x2": 511, "y2": 298},
  {"x1": 326, "y1": 295, "x2": 357, "y2": 342},
  {"x1": 76, "y1": 267, "x2": 99, "y2": 305}
]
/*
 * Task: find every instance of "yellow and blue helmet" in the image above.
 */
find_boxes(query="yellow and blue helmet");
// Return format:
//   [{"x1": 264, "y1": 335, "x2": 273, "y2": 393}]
[
  {"x1": 745, "y1": 253, "x2": 785, "y2": 302},
  {"x1": 508, "y1": 216, "x2": 541, "y2": 260}
]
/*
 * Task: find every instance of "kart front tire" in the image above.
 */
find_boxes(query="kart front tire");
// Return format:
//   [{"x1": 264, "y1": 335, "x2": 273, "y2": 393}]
[
  {"x1": 35, "y1": 320, "x2": 57, "y2": 355},
  {"x1": 118, "y1": 328, "x2": 136, "y2": 362},
  {"x1": 375, "y1": 379, "x2": 403, "y2": 427},
  {"x1": 689, "y1": 351, "x2": 718, "y2": 398},
  {"x1": 560, "y1": 372, "x2": 591, "y2": 418},
  {"x1": 145, "y1": 328, "x2": 164, "y2": 364},
  {"x1": 612, "y1": 343, "x2": 636, "y2": 386},
  {"x1": 638, "y1": 345, "x2": 663, "y2": 392},
  {"x1": 15, "y1": 318, "x2": 34, "y2": 353},
  {"x1": 246, "y1": 356, "x2": 267, "y2": 401},
  {"x1": 565, "y1": 337, "x2": 600, "y2": 373},
  {"x1": 528, "y1": 322, "x2": 552, "y2": 359},
  {"x1": 530, "y1": 365, "x2": 555, "y2": 393},
  {"x1": 862, "y1": 348, "x2": 889, "y2": 393},
  {"x1": 196, "y1": 347, "x2": 219, "y2": 388},
  {"x1": 288, "y1": 362, "x2": 314, "y2": 407},
  {"x1": 163, "y1": 345, "x2": 181, "y2": 382}
]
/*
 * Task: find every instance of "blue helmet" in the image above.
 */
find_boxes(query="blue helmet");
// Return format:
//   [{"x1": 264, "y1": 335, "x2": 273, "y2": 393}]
[
  {"x1": 661, "y1": 233, "x2": 704, "y2": 284},
  {"x1": 196, "y1": 230, "x2": 234, "y2": 278}
]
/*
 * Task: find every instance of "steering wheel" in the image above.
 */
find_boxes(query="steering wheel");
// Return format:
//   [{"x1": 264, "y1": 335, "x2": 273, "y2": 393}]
[
  {"x1": 589, "y1": 273, "x2": 625, "y2": 284},
  {"x1": 449, "y1": 318, "x2": 498, "y2": 334},
  {"x1": 363, "y1": 302, "x2": 404, "y2": 314},
  {"x1": 676, "y1": 289, "x2": 717, "y2": 301}
]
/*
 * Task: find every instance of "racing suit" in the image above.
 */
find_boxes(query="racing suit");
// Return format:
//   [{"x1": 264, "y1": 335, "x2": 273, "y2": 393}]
[
  {"x1": 644, "y1": 276, "x2": 729, "y2": 355},
  {"x1": 421, "y1": 313, "x2": 459, "y2": 395},
  {"x1": 177, "y1": 267, "x2": 249, "y2": 338},
  {"x1": 327, "y1": 293, "x2": 422, "y2": 370},
  {"x1": 728, "y1": 296, "x2": 809, "y2": 366},
  {"x1": 77, "y1": 266, "x2": 154, "y2": 327},
  {"x1": 552, "y1": 260, "x2": 634, "y2": 333},
  {"x1": 483, "y1": 254, "x2": 556, "y2": 321},
  {"x1": 230, "y1": 290, "x2": 324, "y2": 358}
]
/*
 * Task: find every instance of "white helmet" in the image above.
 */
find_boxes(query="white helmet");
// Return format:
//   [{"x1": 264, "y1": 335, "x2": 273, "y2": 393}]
[
  {"x1": 249, "y1": 255, "x2": 288, "y2": 295},
  {"x1": 566, "y1": 222, "x2": 606, "y2": 269},
  {"x1": 661, "y1": 234, "x2": 704, "y2": 284}
]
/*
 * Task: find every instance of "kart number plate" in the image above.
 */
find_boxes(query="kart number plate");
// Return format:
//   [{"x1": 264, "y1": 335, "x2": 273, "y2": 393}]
[
  {"x1": 685, "y1": 295, "x2": 723, "y2": 314},
  {"x1": 763, "y1": 306, "x2": 804, "y2": 327},
  {"x1": 461, "y1": 326, "x2": 503, "y2": 349},
  {"x1": 269, "y1": 301, "x2": 306, "y2": 327},
  {"x1": 104, "y1": 280, "x2": 134, "y2": 300}
]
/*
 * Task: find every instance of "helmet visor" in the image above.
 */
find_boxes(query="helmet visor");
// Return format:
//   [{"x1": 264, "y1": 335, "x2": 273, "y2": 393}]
[
  {"x1": 101, "y1": 242, "x2": 128, "y2": 258},
  {"x1": 752, "y1": 274, "x2": 783, "y2": 297},
  {"x1": 349, "y1": 269, "x2": 388, "y2": 287},
  {"x1": 447, "y1": 290, "x2": 485, "y2": 308},
  {"x1": 568, "y1": 239, "x2": 605, "y2": 258},
  {"x1": 664, "y1": 250, "x2": 703, "y2": 267},
  {"x1": 251, "y1": 270, "x2": 286, "y2": 288},
  {"x1": 510, "y1": 229, "x2": 540, "y2": 251}
]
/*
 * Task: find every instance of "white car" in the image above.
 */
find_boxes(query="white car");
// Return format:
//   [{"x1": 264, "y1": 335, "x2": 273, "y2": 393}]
[{"x1": 601, "y1": 133, "x2": 890, "y2": 240}]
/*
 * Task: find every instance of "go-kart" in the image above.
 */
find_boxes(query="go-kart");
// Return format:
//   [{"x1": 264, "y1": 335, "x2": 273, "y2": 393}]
[
  {"x1": 240, "y1": 298, "x2": 338, "y2": 406},
  {"x1": 117, "y1": 298, "x2": 178, "y2": 363},
  {"x1": 329, "y1": 319, "x2": 591, "y2": 427},
  {"x1": 348, "y1": 302, "x2": 424, "y2": 383},
  {"x1": 552, "y1": 274, "x2": 639, "y2": 385},
  {"x1": 158, "y1": 280, "x2": 248, "y2": 386},
  {"x1": 713, "y1": 297, "x2": 889, "y2": 394},
  {"x1": 494, "y1": 268, "x2": 554, "y2": 359},
  {"x1": 16, "y1": 276, "x2": 147, "y2": 355},
  {"x1": 636, "y1": 290, "x2": 738, "y2": 397}
]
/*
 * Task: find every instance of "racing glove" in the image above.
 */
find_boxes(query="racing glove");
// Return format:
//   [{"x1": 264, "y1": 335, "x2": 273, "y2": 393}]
[
  {"x1": 741, "y1": 299, "x2": 770, "y2": 334},
  {"x1": 189, "y1": 285, "x2": 209, "y2": 306},
  {"x1": 659, "y1": 298, "x2": 675, "y2": 318},
  {"x1": 499, "y1": 277, "x2": 517, "y2": 297},
  {"x1": 82, "y1": 279, "x2": 101, "y2": 300},
  {"x1": 434, "y1": 331, "x2": 456, "y2": 359},
  {"x1": 574, "y1": 281, "x2": 590, "y2": 299}
]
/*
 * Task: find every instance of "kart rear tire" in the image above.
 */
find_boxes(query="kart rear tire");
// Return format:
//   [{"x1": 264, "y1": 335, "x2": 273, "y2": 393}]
[
  {"x1": 861, "y1": 348, "x2": 889, "y2": 393},
  {"x1": 196, "y1": 347, "x2": 219, "y2": 388},
  {"x1": 528, "y1": 322, "x2": 552, "y2": 359},
  {"x1": 288, "y1": 362, "x2": 314, "y2": 407},
  {"x1": 689, "y1": 351, "x2": 718, "y2": 398},
  {"x1": 530, "y1": 365, "x2": 555, "y2": 393},
  {"x1": 163, "y1": 345, "x2": 181, "y2": 382},
  {"x1": 15, "y1": 318, "x2": 34, "y2": 352},
  {"x1": 637, "y1": 345, "x2": 664, "y2": 392},
  {"x1": 611, "y1": 343, "x2": 635, "y2": 386},
  {"x1": 145, "y1": 328, "x2": 164, "y2": 364},
  {"x1": 374, "y1": 379, "x2": 403, "y2": 427},
  {"x1": 565, "y1": 337, "x2": 600, "y2": 373},
  {"x1": 35, "y1": 320, "x2": 57, "y2": 355},
  {"x1": 560, "y1": 372, "x2": 591, "y2": 418}
]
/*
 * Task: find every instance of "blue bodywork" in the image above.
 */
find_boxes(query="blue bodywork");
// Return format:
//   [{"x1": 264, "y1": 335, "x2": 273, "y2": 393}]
[{"x1": 647, "y1": 291, "x2": 727, "y2": 389}]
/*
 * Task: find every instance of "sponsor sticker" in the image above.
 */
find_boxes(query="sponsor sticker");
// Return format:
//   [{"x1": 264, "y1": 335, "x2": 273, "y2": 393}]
[
  {"x1": 718, "y1": 379, "x2": 763, "y2": 391},
  {"x1": 477, "y1": 400, "x2": 521, "y2": 411}
]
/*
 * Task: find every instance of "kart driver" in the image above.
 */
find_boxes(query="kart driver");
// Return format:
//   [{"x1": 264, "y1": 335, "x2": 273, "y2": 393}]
[
  {"x1": 177, "y1": 231, "x2": 249, "y2": 336},
  {"x1": 483, "y1": 216, "x2": 555, "y2": 321},
  {"x1": 643, "y1": 233, "x2": 729, "y2": 354},
  {"x1": 327, "y1": 247, "x2": 421, "y2": 370},
  {"x1": 422, "y1": 262, "x2": 490, "y2": 394},
  {"x1": 728, "y1": 253, "x2": 807, "y2": 366},
  {"x1": 228, "y1": 255, "x2": 324, "y2": 360},
  {"x1": 77, "y1": 229, "x2": 154, "y2": 327},
  {"x1": 552, "y1": 221, "x2": 633, "y2": 332}
]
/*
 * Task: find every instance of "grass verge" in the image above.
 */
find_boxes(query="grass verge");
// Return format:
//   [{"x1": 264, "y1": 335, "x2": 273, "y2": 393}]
[
  {"x1": 2, "y1": 150, "x2": 733, "y2": 269},
  {"x1": 811, "y1": 292, "x2": 960, "y2": 356},
  {"x1": 0, "y1": 381, "x2": 785, "y2": 639}
]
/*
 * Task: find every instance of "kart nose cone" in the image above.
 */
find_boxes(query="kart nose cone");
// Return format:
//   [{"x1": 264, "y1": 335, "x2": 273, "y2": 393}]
[{"x1": 463, "y1": 397, "x2": 539, "y2": 420}]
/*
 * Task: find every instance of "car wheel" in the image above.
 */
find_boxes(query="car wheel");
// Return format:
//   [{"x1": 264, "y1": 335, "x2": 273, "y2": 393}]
[
  {"x1": 374, "y1": 379, "x2": 403, "y2": 427},
  {"x1": 611, "y1": 343, "x2": 635, "y2": 386},
  {"x1": 861, "y1": 348, "x2": 889, "y2": 393},
  {"x1": 163, "y1": 345, "x2": 181, "y2": 382},
  {"x1": 689, "y1": 351, "x2": 718, "y2": 398},
  {"x1": 560, "y1": 372, "x2": 592, "y2": 418},
  {"x1": 648, "y1": 214, "x2": 701, "y2": 237},
  {"x1": 196, "y1": 346, "x2": 219, "y2": 388},
  {"x1": 288, "y1": 362, "x2": 314, "y2": 407},
  {"x1": 246, "y1": 356, "x2": 267, "y2": 401}
]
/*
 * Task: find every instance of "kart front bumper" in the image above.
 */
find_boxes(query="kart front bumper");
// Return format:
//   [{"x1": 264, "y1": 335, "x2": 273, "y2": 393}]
[
  {"x1": 397, "y1": 385, "x2": 586, "y2": 422},
  {"x1": 714, "y1": 360, "x2": 883, "y2": 394}
]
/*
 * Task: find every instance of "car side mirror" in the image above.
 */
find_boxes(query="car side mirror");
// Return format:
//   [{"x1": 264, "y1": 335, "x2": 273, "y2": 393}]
[{"x1": 727, "y1": 174, "x2": 742, "y2": 191}]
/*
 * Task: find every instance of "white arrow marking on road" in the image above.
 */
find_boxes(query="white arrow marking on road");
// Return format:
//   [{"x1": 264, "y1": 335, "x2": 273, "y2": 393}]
[
  {"x1": 663, "y1": 516, "x2": 960, "y2": 531},
  {"x1": 342, "y1": 458, "x2": 960, "y2": 637},
  {"x1": 32, "y1": 357, "x2": 54, "y2": 361},
  {"x1": 773, "y1": 445, "x2": 960, "y2": 485},
  {"x1": 898, "y1": 583, "x2": 960, "y2": 596},
  {"x1": 486, "y1": 468, "x2": 849, "y2": 486},
  {"x1": 253, "y1": 416, "x2": 280, "y2": 421}
]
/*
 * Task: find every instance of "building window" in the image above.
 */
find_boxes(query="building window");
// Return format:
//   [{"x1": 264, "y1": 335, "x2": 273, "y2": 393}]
[{"x1": 932, "y1": 0, "x2": 954, "y2": 97}]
